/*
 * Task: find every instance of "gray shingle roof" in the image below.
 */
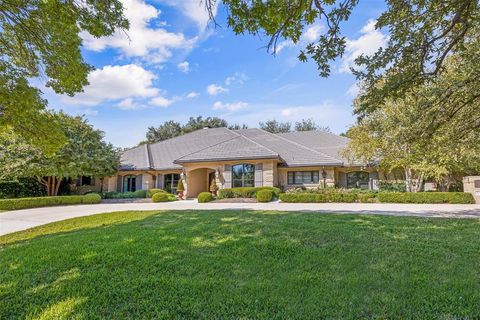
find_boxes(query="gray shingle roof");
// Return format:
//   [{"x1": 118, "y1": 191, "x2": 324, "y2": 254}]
[
  {"x1": 119, "y1": 127, "x2": 351, "y2": 170},
  {"x1": 175, "y1": 134, "x2": 279, "y2": 163},
  {"x1": 277, "y1": 130, "x2": 350, "y2": 162},
  {"x1": 235, "y1": 129, "x2": 343, "y2": 167}
]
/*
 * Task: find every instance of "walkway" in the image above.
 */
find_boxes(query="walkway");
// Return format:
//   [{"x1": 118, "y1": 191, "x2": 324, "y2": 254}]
[{"x1": 1, "y1": 200, "x2": 479, "y2": 236}]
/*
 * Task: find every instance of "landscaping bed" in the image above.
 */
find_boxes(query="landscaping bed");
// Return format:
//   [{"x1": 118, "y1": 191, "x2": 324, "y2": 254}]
[
  {"x1": 1, "y1": 210, "x2": 479, "y2": 318},
  {"x1": 0, "y1": 194, "x2": 101, "y2": 211},
  {"x1": 280, "y1": 189, "x2": 475, "y2": 204}
]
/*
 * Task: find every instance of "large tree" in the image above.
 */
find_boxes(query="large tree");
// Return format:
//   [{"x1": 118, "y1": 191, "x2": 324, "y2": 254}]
[
  {"x1": 0, "y1": 0, "x2": 128, "y2": 153},
  {"x1": 205, "y1": 0, "x2": 478, "y2": 108},
  {"x1": 0, "y1": 112, "x2": 120, "y2": 196},
  {"x1": 294, "y1": 118, "x2": 330, "y2": 132},
  {"x1": 259, "y1": 120, "x2": 291, "y2": 133},
  {"x1": 344, "y1": 51, "x2": 480, "y2": 191}
]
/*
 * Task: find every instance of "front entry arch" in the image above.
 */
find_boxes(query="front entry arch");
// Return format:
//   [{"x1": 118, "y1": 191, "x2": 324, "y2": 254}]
[{"x1": 186, "y1": 168, "x2": 216, "y2": 198}]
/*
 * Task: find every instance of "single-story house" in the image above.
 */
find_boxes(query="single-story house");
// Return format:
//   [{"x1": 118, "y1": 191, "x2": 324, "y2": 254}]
[{"x1": 96, "y1": 127, "x2": 387, "y2": 198}]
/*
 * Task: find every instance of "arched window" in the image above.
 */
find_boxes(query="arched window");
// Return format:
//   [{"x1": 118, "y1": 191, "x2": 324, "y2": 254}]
[
  {"x1": 123, "y1": 175, "x2": 137, "y2": 192},
  {"x1": 346, "y1": 171, "x2": 369, "y2": 189},
  {"x1": 232, "y1": 164, "x2": 255, "y2": 187}
]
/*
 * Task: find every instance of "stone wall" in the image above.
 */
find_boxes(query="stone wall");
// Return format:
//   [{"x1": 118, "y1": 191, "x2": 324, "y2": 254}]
[{"x1": 463, "y1": 176, "x2": 480, "y2": 204}]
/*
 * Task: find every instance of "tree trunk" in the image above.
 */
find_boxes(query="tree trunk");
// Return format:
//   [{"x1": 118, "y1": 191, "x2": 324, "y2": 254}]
[
  {"x1": 37, "y1": 176, "x2": 61, "y2": 196},
  {"x1": 405, "y1": 168, "x2": 413, "y2": 192}
]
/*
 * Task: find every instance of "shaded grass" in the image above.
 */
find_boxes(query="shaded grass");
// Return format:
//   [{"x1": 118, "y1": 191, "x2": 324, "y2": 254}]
[{"x1": 1, "y1": 210, "x2": 480, "y2": 319}]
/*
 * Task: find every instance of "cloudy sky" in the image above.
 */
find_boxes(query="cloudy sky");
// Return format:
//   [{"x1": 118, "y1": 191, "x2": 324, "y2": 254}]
[{"x1": 42, "y1": 0, "x2": 388, "y2": 148}]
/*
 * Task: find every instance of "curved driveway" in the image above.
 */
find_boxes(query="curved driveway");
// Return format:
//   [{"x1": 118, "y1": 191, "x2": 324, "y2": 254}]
[{"x1": 1, "y1": 200, "x2": 479, "y2": 236}]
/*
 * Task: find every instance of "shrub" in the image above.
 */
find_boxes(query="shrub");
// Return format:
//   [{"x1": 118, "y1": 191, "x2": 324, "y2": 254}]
[
  {"x1": 152, "y1": 192, "x2": 176, "y2": 202},
  {"x1": 379, "y1": 181, "x2": 407, "y2": 192},
  {"x1": 358, "y1": 193, "x2": 378, "y2": 203},
  {"x1": 147, "y1": 188, "x2": 166, "y2": 197},
  {"x1": 0, "y1": 195, "x2": 101, "y2": 211},
  {"x1": 0, "y1": 178, "x2": 46, "y2": 199},
  {"x1": 198, "y1": 192, "x2": 214, "y2": 203},
  {"x1": 83, "y1": 193, "x2": 102, "y2": 204},
  {"x1": 103, "y1": 190, "x2": 147, "y2": 199},
  {"x1": 256, "y1": 190, "x2": 273, "y2": 202},
  {"x1": 218, "y1": 187, "x2": 281, "y2": 199},
  {"x1": 177, "y1": 179, "x2": 184, "y2": 192},
  {"x1": 378, "y1": 192, "x2": 475, "y2": 204},
  {"x1": 152, "y1": 193, "x2": 169, "y2": 202}
]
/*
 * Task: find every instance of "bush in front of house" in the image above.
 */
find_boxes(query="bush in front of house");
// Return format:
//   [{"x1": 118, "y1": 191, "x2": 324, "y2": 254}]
[
  {"x1": 147, "y1": 188, "x2": 167, "y2": 197},
  {"x1": 0, "y1": 178, "x2": 46, "y2": 199},
  {"x1": 256, "y1": 190, "x2": 273, "y2": 202},
  {"x1": 197, "y1": 192, "x2": 214, "y2": 203},
  {"x1": 279, "y1": 192, "x2": 359, "y2": 203},
  {"x1": 151, "y1": 192, "x2": 176, "y2": 202},
  {"x1": 102, "y1": 190, "x2": 147, "y2": 199},
  {"x1": 378, "y1": 192, "x2": 475, "y2": 204},
  {"x1": 379, "y1": 181, "x2": 407, "y2": 192},
  {"x1": 218, "y1": 187, "x2": 281, "y2": 199},
  {"x1": 0, "y1": 194, "x2": 102, "y2": 211}
]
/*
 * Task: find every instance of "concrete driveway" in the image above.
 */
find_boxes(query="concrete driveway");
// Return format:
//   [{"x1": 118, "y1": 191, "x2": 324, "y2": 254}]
[{"x1": 1, "y1": 200, "x2": 479, "y2": 236}]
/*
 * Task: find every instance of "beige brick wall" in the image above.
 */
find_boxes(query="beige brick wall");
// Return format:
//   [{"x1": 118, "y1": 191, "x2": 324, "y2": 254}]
[{"x1": 463, "y1": 176, "x2": 480, "y2": 204}]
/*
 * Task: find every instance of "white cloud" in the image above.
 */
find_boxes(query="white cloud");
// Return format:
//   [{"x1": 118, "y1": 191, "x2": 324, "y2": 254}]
[
  {"x1": 281, "y1": 108, "x2": 300, "y2": 117},
  {"x1": 213, "y1": 101, "x2": 248, "y2": 112},
  {"x1": 207, "y1": 84, "x2": 228, "y2": 95},
  {"x1": 156, "y1": 0, "x2": 218, "y2": 31},
  {"x1": 186, "y1": 91, "x2": 199, "y2": 98},
  {"x1": 302, "y1": 24, "x2": 323, "y2": 42},
  {"x1": 225, "y1": 72, "x2": 248, "y2": 86},
  {"x1": 62, "y1": 64, "x2": 159, "y2": 106},
  {"x1": 275, "y1": 24, "x2": 323, "y2": 53},
  {"x1": 149, "y1": 96, "x2": 174, "y2": 107},
  {"x1": 346, "y1": 83, "x2": 360, "y2": 97},
  {"x1": 82, "y1": 0, "x2": 196, "y2": 63},
  {"x1": 116, "y1": 98, "x2": 141, "y2": 110},
  {"x1": 177, "y1": 61, "x2": 190, "y2": 73},
  {"x1": 340, "y1": 19, "x2": 388, "y2": 73}
]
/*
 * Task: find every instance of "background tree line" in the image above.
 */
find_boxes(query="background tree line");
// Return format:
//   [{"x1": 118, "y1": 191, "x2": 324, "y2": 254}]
[{"x1": 143, "y1": 117, "x2": 330, "y2": 144}]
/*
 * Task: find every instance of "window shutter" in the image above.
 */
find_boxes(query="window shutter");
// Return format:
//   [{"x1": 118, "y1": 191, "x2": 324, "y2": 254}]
[
  {"x1": 338, "y1": 172, "x2": 347, "y2": 188},
  {"x1": 224, "y1": 165, "x2": 232, "y2": 188},
  {"x1": 117, "y1": 175, "x2": 123, "y2": 192},
  {"x1": 157, "y1": 174, "x2": 164, "y2": 189},
  {"x1": 254, "y1": 163, "x2": 263, "y2": 187},
  {"x1": 136, "y1": 174, "x2": 143, "y2": 190}
]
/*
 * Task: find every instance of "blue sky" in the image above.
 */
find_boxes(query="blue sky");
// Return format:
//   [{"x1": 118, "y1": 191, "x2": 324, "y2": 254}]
[{"x1": 43, "y1": 0, "x2": 387, "y2": 148}]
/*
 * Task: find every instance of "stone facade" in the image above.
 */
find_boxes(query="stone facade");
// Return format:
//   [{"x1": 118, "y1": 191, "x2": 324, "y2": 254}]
[{"x1": 463, "y1": 176, "x2": 480, "y2": 204}]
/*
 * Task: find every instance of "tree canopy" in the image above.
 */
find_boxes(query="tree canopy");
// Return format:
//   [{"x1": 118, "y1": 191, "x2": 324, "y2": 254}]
[
  {"x1": 0, "y1": 0, "x2": 128, "y2": 153},
  {"x1": 206, "y1": 0, "x2": 479, "y2": 108},
  {"x1": 344, "y1": 50, "x2": 480, "y2": 191},
  {"x1": 0, "y1": 112, "x2": 120, "y2": 196}
]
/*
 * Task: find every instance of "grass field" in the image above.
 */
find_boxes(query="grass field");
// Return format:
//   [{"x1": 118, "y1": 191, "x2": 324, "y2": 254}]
[{"x1": 1, "y1": 210, "x2": 479, "y2": 319}]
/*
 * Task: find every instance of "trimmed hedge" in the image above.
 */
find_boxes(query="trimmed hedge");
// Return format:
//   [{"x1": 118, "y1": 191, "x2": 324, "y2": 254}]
[
  {"x1": 279, "y1": 193, "x2": 357, "y2": 203},
  {"x1": 256, "y1": 190, "x2": 273, "y2": 202},
  {"x1": 147, "y1": 188, "x2": 167, "y2": 198},
  {"x1": 198, "y1": 192, "x2": 214, "y2": 203},
  {"x1": 280, "y1": 191, "x2": 474, "y2": 204},
  {"x1": 378, "y1": 192, "x2": 475, "y2": 204},
  {"x1": 102, "y1": 190, "x2": 147, "y2": 199},
  {"x1": 152, "y1": 192, "x2": 176, "y2": 202},
  {"x1": 0, "y1": 194, "x2": 101, "y2": 211},
  {"x1": 218, "y1": 187, "x2": 281, "y2": 199}
]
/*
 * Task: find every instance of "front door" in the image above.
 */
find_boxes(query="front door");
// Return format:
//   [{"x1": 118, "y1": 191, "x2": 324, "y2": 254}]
[
  {"x1": 123, "y1": 175, "x2": 136, "y2": 192},
  {"x1": 208, "y1": 172, "x2": 215, "y2": 191}
]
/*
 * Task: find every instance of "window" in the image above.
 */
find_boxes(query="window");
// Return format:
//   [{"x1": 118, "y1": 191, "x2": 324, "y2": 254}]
[
  {"x1": 287, "y1": 171, "x2": 319, "y2": 185},
  {"x1": 232, "y1": 164, "x2": 255, "y2": 187},
  {"x1": 164, "y1": 173, "x2": 180, "y2": 194},
  {"x1": 76, "y1": 176, "x2": 94, "y2": 187},
  {"x1": 123, "y1": 175, "x2": 136, "y2": 192},
  {"x1": 346, "y1": 171, "x2": 369, "y2": 189}
]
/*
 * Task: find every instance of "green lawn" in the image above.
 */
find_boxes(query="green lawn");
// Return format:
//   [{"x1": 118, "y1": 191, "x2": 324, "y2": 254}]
[{"x1": 1, "y1": 210, "x2": 479, "y2": 319}]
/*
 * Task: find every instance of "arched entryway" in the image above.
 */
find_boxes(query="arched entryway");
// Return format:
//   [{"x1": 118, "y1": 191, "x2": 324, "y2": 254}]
[{"x1": 186, "y1": 168, "x2": 217, "y2": 198}]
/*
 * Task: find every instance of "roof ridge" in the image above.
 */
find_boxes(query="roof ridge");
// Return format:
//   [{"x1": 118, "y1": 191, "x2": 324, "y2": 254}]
[
  {"x1": 257, "y1": 128, "x2": 341, "y2": 163},
  {"x1": 229, "y1": 128, "x2": 279, "y2": 157},
  {"x1": 149, "y1": 127, "x2": 232, "y2": 148},
  {"x1": 145, "y1": 143, "x2": 153, "y2": 169},
  {"x1": 173, "y1": 135, "x2": 241, "y2": 162}
]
